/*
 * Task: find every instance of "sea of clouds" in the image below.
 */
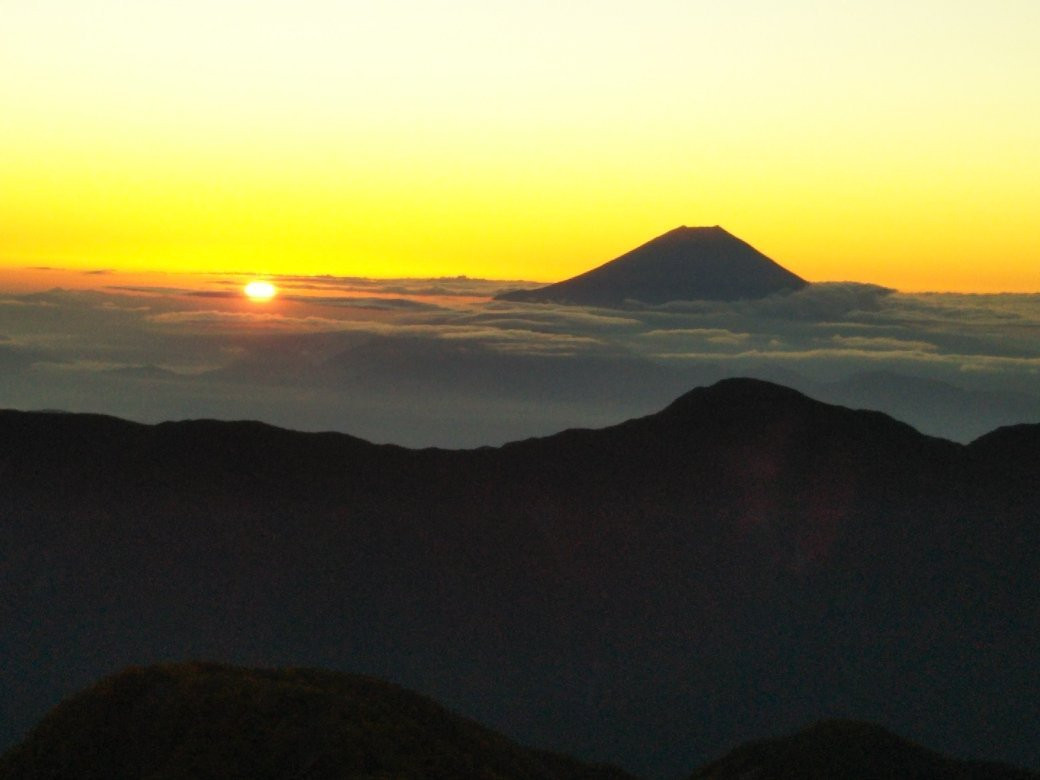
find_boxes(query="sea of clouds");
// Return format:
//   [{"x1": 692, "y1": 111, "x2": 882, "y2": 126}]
[{"x1": 2, "y1": 271, "x2": 1038, "y2": 446}]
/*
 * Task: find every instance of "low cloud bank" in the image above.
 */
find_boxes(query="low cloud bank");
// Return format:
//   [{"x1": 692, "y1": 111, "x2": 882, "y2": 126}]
[{"x1": 1, "y1": 277, "x2": 1037, "y2": 445}]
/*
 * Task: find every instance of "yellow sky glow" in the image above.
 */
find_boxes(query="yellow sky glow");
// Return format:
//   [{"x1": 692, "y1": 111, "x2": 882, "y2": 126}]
[{"x1": 2, "y1": 1, "x2": 1038, "y2": 291}]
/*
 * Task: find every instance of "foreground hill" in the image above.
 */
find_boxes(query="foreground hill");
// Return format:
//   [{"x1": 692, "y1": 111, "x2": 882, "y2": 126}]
[
  {"x1": 0, "y1": 662, "x2": 633, "y2": 780},
  {"x1": 4, "y1": 669, "x2": 1034, "y2": 780},
  {"x1": 1, "y1": 378, "x2": 1037, "y2": 777},
  {"x1": 496, "y1": 226, "x2": 807, "y2": 305},
  {"x1": 691, "y1": 720, "x2": 1038, "y2": 780}
]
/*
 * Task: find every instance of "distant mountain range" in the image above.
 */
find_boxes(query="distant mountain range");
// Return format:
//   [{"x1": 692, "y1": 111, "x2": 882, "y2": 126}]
[
  {"x1": 2, "y1": 663, "x2": 1034, "y2": 780},
  {"x1": 496, "y1": 226, "x2": 808, "y2": 305},
  {"x1": 1, "y1": 379, "x2": 1037, "y2": 777}
]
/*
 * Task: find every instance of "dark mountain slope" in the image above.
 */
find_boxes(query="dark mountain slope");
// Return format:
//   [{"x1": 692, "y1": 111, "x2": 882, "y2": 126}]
[
  {"x1": 1, "y1": 379, "x2": 1038, "y2": 777},
  {"x1": 690, "y1": 720, "x2": 1038, "y2": 780},
  {"x1": 496, "y1": 226, "x2": 807, "y2": 305},
  {"x1": 0, "y1": 662, "x2": 635, "y2": 780}
]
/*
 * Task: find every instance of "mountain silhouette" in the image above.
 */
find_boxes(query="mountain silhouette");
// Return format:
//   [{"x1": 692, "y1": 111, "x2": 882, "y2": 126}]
[
  {"x1": 496, "y1": 226, "x2": 807, "y2": 305},
  {"x1": 690, "y1": 720, "x2": 1038, "y2": 780},
  {"x1": 4, "y1": 669, "x2": 1034, "y2": 780},
  {"x1": 0, "y1": 662, "x2": 635, "y2": 780},
  {"x1": 1, "y1": 378, "x2": 1037, "y2": 777}
]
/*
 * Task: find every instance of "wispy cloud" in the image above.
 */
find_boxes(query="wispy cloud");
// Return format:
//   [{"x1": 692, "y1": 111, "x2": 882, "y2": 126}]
[{"x1": 827, "y1": 335, "x2": 939, "y2": 352}]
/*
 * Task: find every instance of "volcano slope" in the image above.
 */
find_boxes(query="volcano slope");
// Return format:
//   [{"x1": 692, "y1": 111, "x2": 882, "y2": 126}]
[
  {"x1": 1, "y1": 378, "x2": 1037, "y2": 777},
  {"x1": 496, "y1": 226, "x2": 807, "y2": 305}
]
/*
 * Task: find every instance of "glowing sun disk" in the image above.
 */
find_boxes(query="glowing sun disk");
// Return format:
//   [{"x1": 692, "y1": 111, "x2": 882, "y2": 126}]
[{"x1": 244, "y1": 280, "x2": 277, "y2": 300}]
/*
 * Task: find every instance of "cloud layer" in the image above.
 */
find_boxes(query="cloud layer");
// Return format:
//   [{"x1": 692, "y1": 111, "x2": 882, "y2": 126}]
[{"x1": 1, "y1": 271, "x2": 1037, "y2": 446}]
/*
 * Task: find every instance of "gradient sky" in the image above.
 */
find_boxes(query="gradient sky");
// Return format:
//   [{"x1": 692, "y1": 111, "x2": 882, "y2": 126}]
[{"x1": 3, "y1": 1, "x2": 1038, "y2": 291}]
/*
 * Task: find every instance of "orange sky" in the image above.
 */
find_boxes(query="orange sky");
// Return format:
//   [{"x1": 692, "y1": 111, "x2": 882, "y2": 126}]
[{"x1": 2, "y1": 1, "x2": 1038, "y2": 292}]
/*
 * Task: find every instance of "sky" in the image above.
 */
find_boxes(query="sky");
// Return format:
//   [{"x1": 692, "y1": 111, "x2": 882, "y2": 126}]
[{"x1": 3, "y1": 1, "x2": 1039, "y2": 291}]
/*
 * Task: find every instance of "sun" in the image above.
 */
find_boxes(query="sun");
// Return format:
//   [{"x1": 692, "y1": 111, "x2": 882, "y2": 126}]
[{"x1": 244, "y1": 280, "x2": 277, "y2": 301}]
